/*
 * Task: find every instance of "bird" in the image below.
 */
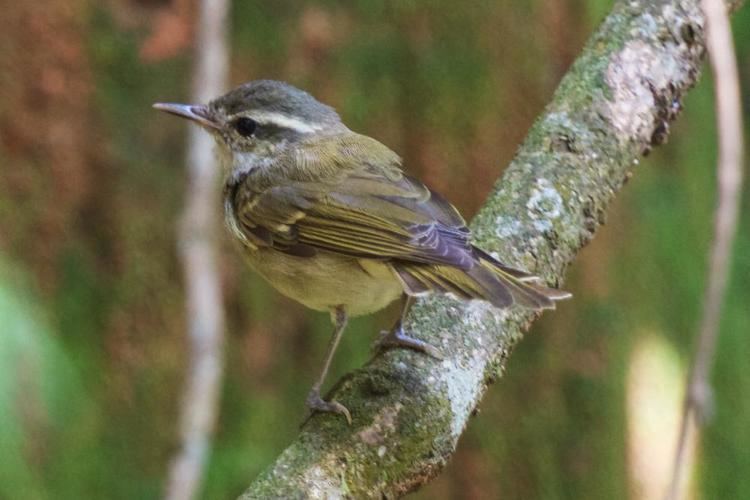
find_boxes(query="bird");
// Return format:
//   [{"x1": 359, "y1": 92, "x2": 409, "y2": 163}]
[{"x1": 154, "y1": 80, "x2": 570, "y2": 423}]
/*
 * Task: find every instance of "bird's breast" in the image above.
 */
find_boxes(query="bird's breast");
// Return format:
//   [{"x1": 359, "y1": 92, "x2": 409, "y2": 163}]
[{"x1": 241, "y1": 247, "x2": 404, "y2": 316}]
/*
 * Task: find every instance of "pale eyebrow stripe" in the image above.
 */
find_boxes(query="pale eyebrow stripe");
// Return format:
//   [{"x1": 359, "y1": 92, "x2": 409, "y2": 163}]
[{"x1": 250, "y1": 111, "x2": 324, "y2": 134}]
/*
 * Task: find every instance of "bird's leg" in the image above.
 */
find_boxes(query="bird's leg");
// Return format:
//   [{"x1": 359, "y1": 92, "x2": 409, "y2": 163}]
[
  {"x1": 305, "y1": 305, "x2": 352, "y2": 424},
  {"x1": 374, "y1": 296, "x2": 443, "y2": 359}
]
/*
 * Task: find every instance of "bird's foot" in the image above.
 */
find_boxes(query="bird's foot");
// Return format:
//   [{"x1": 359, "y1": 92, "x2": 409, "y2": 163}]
[
  {"x1": 305, "y1": 388, "x2": 352, "y2": 425},
  {"x1": 373, "y1": 324, "x2": 444, "y2": 359}
]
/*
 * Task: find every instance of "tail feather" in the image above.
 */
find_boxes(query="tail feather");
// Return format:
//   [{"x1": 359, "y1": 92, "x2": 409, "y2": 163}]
[{"x1": 394, "y1": 248, "x2": 571, "y2": 311}]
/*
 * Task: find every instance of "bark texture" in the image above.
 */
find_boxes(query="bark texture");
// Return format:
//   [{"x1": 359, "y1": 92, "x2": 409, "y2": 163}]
[{"x1": 240, "y1": 0, "x2": 744, "y2": 497}]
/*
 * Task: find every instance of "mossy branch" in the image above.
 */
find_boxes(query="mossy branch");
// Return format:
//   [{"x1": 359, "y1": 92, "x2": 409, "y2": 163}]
[{"x1": 240, "y1": 0, "x2": 744, "y2": 497}]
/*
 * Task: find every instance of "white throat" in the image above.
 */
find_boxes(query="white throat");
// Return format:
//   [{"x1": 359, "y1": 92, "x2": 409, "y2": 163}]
[{"x1": 215, "y1": 141, "x2": 273, "y2": 184}]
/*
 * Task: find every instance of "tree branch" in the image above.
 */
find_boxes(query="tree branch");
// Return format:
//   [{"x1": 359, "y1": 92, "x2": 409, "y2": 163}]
[
  {"x1": 165, "y1": 1, "x2": 230, "y2": 499},
  {"x1": 240, "y1": 0, "x2": 745, "y2": 497}
]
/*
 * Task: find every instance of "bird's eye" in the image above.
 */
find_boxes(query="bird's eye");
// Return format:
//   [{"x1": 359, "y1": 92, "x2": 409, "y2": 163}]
[{"x1": 233, "y1": 117, "x2": 257, "y2": 137}]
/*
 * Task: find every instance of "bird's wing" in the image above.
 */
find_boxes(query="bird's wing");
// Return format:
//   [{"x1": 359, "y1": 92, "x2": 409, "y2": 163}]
[{"x1": 230, "y1": 154, "x2": 476, "y2": 269}]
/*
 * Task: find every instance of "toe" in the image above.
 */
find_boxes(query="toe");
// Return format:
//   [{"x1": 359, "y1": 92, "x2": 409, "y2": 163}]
[
  {"x1": 374, "y1": 329, "x2": 444, "y2": 359},
  {"x1": 306, "y1": 390, "x2": 352, "y2": 425},
  {"x1": 328, "y1": 401, "x2": 352, "y2": 425},
  {"x1": 421, "y1": 343, "x2": 444, "y2": 360}
]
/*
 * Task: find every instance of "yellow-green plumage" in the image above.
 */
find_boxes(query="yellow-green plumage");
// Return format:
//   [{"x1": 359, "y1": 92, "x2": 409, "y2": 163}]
[
  {"x1": 154, "y1": 79, "x2": 570, "y2": 422},
  {"x1": 224, "y1": 131, "x2": 565, "y2": 314}
]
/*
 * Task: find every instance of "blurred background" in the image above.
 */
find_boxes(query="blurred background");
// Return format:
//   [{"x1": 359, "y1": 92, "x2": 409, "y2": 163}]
[{"x1": 1, "y1": 1, "x2": 748, "y2": 498}]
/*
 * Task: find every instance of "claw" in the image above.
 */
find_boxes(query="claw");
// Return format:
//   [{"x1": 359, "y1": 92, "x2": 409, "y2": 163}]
[{"x1": 305, "y1": 388, "x2": 352, "y2": 425}]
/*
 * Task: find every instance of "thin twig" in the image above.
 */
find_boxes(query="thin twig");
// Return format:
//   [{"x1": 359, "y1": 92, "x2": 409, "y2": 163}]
[
  {"x1": 164, "y1": 1, "x2": 230, "y2": 499},
  {"x1": 666, "y1": 0, "x2": 745, "y2": 498}
]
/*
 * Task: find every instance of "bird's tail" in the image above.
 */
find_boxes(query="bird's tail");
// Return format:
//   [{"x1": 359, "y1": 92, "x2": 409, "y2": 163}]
[{"x1": 394, "y1": 248, "x2": 571, "y2": 310}]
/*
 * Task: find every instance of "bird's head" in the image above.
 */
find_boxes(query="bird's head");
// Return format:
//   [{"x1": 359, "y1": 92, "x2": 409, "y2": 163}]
[{"x1": 154, "y1": 80, "x2": 347, "y2": 177}]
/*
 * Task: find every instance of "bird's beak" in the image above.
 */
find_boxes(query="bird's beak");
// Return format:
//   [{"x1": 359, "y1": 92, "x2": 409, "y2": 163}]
[{"x1": 152, "y1": 102, "x2": 220, "y2": 130}]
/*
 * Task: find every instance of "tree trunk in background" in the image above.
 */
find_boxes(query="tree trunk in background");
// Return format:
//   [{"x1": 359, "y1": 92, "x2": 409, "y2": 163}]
[{"x1": 164, "y1": 1, "x2": 229, "y2": 499}]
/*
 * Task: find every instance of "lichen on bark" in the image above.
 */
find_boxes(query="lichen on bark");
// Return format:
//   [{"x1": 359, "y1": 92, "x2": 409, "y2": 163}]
[{"x1": 240, "y1": 0, "x2": 743, "y2": 498}]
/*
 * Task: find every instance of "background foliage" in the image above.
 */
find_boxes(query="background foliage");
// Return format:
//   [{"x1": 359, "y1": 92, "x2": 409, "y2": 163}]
[{"x1": 0, "y1": 1, "x2": 748, "y2": 498}]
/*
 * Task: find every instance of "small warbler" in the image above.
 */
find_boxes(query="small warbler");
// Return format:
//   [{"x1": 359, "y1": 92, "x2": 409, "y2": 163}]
[{"x1": 155, "y1": 80, "x2": 570, "y2": 423}]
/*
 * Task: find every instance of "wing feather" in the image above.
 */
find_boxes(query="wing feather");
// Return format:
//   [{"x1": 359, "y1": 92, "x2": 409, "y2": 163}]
[
  {"x1": 227, "y1": 133, "x2": 570, "y2": 310},
  {"x1": 231, "y1": 155, "x2": 475, "y2": 269}
]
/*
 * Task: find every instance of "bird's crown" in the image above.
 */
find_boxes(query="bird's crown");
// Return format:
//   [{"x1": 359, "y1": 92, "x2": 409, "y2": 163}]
[{"x1": 210, "y1": 80, "x2": 341, "y2": 129}]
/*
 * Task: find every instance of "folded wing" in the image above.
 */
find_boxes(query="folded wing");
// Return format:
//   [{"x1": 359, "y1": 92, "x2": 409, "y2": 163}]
[{"x1": 229, "y1": 134, "x2": 570, "y2": 310}]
